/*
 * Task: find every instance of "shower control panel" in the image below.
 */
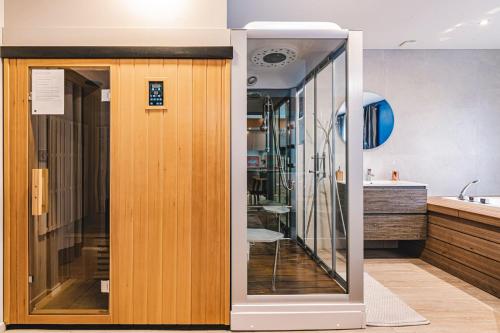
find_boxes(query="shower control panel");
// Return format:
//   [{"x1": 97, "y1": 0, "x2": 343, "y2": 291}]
[{"x1": 148, "y1": 81, "x2": 164, "y2": 106}]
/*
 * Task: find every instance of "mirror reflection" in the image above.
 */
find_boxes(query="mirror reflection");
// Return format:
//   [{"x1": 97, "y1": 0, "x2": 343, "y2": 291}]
[{"x1": 336, "y1": 92, "x2": 394, "y2": 149}]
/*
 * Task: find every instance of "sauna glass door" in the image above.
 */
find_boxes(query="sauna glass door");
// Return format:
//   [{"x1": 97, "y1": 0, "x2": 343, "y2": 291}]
[{"x1": 28, "y1": 67, "x2": 110, "y2": 314}]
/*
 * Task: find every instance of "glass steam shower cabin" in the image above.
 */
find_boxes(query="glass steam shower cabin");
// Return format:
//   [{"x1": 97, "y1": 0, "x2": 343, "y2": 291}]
[{"x1": 231, "y1": 24, "x2": 364, "y2": 331}]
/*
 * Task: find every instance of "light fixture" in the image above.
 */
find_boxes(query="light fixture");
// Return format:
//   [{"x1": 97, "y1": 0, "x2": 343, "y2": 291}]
[
  {"x1": 487, "y1": 7, "x2": 500, "y2": 15},
  {"x1": 398, "y1": 40, "x2": 417, "y2": 47},
  {"x1": 479, "y1": 19, "x2": 489, "y2": 26}
]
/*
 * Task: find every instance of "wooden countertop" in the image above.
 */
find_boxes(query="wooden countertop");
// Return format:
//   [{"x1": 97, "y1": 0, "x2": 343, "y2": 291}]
[{"x1": 428, "y1": 196, "x2": 500, "y2": 228}]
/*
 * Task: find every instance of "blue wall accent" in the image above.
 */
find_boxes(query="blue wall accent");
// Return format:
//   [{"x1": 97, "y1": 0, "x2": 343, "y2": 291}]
[{"x1": 376, "y1": 100, "x2": 394, "y2": 146}]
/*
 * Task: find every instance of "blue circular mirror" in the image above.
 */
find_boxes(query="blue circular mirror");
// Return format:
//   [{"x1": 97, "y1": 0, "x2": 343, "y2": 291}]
[{"x1": 336, "y1": 92, "x2": 395, "y2": 149}]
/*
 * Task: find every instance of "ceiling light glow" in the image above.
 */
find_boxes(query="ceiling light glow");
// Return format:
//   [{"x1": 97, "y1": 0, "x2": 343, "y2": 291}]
[
  {"x1": 479, "y1": 19, "x2": 489, "y2": 26},
  {"x1": 487, "y1": 7, "x2": 500, "y2": 15}
]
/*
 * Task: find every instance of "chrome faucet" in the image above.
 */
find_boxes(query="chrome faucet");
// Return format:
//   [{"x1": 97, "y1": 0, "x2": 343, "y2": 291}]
[
  {"x1": 458, "y1": 179, "x2": 480, "y2": 200},
  {"x1": 366, "y1": 168, "x2": 375, "y2": 182}
]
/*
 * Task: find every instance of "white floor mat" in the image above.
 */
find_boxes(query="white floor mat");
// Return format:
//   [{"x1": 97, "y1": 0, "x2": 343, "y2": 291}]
[{"x1": 365, "y1": 273, "x2": 430, "y2": 327}]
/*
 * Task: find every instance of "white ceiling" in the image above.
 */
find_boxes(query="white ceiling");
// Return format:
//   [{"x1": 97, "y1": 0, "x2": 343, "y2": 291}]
[
  {"x1": 247, "y1": 38, "x2": 344, "y2": 89},
  {"x1": 228, "y1": 0, "x2": 500, "y2": 49}
]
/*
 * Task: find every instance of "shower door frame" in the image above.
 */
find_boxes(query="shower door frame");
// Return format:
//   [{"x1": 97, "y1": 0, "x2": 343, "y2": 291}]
[
  {"x1": 230, "y1": 28, "x2": 365, "y2": 331},
  {"x1": 299, "y1": 51, "x2": 348, "y2": 291}
]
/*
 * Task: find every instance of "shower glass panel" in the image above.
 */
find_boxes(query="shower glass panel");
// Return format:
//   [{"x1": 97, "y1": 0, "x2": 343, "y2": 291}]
[
  {"x1": 28, "y1": 67, "x2": 110, "y2": 314},
  {"x1": 246, "y1": 38, "x2": 347, "y2": 295},
  {"x1": 303, "y1": 79, "x2": 316, "y2": 251}
]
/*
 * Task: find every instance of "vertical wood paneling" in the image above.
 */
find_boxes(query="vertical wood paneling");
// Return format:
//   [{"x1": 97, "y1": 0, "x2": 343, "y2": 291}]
[
  {"x1": 131, "y1": 60, "x2": 149, "y2": 324},
  {"x1": 205, "y1": 60, "x2": 222, "y2": 323},
  {"x1": 146, "y1": 59, "x2": 164, "y2": 324},
  {"x1": 191, "y1": 59, "x2": 208, "y2": 323},
  {"x1": 3, "y1": 59, "x2": 14, "y2": 324},
  {"x1": 16, "y1": 59, "x2": 29, "y2": 323},
  {"x1": 4, "y1": 59, "x2": 230, "y2": 325},
  {"x1": 223, "y1": 60, "x2": 231, "y2": 324},
  {"x1": 161, "y1": 59, "x2": 179, "y2": 323},
  {"x1": 114, "y1": 59, "x2": 134, "y2": 323},
  {"x1": 176, "y1": 59, "x2": 193, "y2": 324}
]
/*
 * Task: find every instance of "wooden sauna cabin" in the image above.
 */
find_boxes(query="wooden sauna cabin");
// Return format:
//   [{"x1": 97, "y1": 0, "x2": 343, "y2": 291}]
[{"x1": 3, "y1": 48, "x2": 232, "y2": 326}]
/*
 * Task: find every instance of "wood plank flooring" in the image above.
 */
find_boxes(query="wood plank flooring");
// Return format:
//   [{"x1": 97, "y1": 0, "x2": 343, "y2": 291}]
[
  {"x1": 7, "y1": 258, "x2": 500, "y2": 332},
  {"x1": 248, "y1": 240, "x2": 345, "y2": 295},
  {"x1": 32, "y1": 279, "x2": 108, "y2": 314}
]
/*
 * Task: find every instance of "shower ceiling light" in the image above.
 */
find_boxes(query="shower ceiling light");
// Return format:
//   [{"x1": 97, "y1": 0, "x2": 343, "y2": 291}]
[{"x1": 251, "y1": 47, "x2": 297, "y2": 69}]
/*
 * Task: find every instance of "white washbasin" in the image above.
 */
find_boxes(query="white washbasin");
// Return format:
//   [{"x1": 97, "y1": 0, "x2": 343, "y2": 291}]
[{"x1": 363, "y1": 180, "x2": 427, "y2": 187}]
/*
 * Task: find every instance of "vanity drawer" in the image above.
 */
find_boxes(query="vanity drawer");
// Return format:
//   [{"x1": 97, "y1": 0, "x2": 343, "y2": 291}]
[
  {"x1": 364, "y1": 214, "x2": 427, "y2": 240},
  {"x1": 364, "y1": 188, "x2": 427, "y2": 214}
]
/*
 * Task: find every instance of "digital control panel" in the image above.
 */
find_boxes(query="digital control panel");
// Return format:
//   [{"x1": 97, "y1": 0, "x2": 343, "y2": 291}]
[{"x1": 148, "y1": 81, "x2": 164, "y2": 106}]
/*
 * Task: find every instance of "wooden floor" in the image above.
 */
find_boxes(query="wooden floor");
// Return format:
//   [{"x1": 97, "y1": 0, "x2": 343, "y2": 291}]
[
  {"x1": 32, "y1": 278, "x2": 108, "y2": 314},
  {"x1": 248, "y1": 240, "x2": 345, "y2": 294},
  {"x1": 355, "y1": 257, "x2": 500, "y2": 333},
  {"x1": 7, "y1": 258, "x2": 500, "y2": 332}
]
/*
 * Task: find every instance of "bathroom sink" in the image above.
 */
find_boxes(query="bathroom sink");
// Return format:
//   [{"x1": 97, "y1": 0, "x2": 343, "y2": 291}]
[{"x1": 363, "y1": 180, "x2": 427, "y2": 187}]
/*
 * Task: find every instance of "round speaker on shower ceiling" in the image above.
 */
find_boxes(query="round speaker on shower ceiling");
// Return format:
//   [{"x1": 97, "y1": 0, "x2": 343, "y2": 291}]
[{"x1": 251, "y1": 47, "x2": 297, "y2": 68}]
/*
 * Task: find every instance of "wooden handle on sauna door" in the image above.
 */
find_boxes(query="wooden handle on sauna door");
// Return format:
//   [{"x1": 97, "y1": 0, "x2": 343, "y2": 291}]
[{"x1": 32, "y1": 168, "x2": 49, "y2": 216}]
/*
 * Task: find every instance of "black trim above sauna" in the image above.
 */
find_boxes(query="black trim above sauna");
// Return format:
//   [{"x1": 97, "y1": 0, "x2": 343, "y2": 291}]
[
  {"x1": 7, "y1": 324, "x2": 231, "y2": 330},
  {"x1": 0, "y1": 46, "x2": 233, "y2": 59}
]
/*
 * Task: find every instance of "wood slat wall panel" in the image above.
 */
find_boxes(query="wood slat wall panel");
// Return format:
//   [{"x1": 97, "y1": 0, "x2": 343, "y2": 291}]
[
  {"x1": 4, "y1": 59, "x2": 230, "y2": 325},
  {"x1": 364, "y1": 215, "x2": 427, "y2": 240},
  {"x1": 422, "y1": 211, "x2": 500, "y2": 298},
  {"x1": 425, "y1": 238, "x2": 500, "y2": 278},
  {"x1": 421, "y1": 248, "x2": 500, "y2": 297},
  {"x1": 160, "y1": 59, "x2": 179, "y2": 323},
  {"x1": 429, "y1": 214, "x2": 499, "y2": 244},
  {"x1": 364, "y1": 188, "x2": 427, "y2": 214},
  {"x1": 428, "y1": 223, "x2": 500, "y2": 261},
  {"x1": 191, "y1": 60, "x2": 208, "y2": 324},
  {"x1": 176, "y1": 59, "x2": 193, "y2": 324}
]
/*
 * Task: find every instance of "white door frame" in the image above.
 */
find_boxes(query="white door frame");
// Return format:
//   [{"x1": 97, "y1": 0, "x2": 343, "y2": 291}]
[{"x1": 230, "y1": 26, "x2": 365, "y2": 330}]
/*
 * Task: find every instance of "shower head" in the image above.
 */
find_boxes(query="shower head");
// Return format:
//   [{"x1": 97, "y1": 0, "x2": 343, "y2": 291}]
[{"x1": 251, "y1": 47, "x2": 297, "y2": 68}]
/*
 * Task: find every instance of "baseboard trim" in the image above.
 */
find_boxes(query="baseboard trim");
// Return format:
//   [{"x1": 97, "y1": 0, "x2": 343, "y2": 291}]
[{"x1": 6, "y1": 324, "x2": 230, "y2": 330}]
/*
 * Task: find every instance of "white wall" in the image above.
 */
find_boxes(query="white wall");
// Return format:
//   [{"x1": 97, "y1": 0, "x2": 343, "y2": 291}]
[
  {"x1": 228, "y1": 0, "x2": 500, "y2": 49},
  {"x1": 3, "y1": 0, "x2": 229, "y2": 45},
  {"x1": 364, "y1": 50, "x2": 500, "y2": 196}
]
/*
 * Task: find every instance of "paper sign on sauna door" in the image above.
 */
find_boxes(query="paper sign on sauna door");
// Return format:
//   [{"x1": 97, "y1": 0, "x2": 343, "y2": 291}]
[{"x1": 31, "y1": 69, "x2": 65, "y2": 115}]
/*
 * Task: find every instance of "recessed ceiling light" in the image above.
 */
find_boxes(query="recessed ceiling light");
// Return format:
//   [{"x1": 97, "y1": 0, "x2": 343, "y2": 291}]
[
  {"x1": 443, "y1": 28, "x2": 455, "y2": 34},
  {"x1": 479, "y1": 19, "x2": 489, "y2": 26},
  {"x1": 454, "y1": 23, "x2": 463, "y2": 28},
  {"x1": 487, "y1": 7, "x2": 500, "y2": 15},
  {"x1": 398, "y1": 40, "x2": 417, "y2": 47}
]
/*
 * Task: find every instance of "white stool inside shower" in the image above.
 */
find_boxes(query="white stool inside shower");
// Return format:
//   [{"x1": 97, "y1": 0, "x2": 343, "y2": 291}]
[
  {"x1": 247, "y1": 228, "x2": 284, "y2": 291},
  {"x1": 262, "y1": 205, "x2": 290, "y2": 234}
]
